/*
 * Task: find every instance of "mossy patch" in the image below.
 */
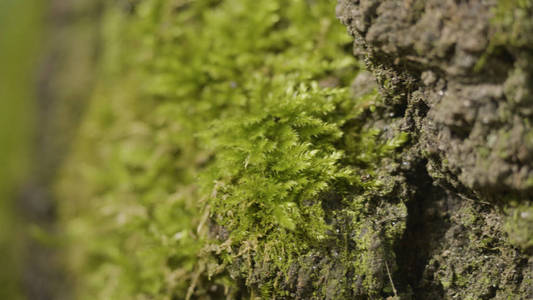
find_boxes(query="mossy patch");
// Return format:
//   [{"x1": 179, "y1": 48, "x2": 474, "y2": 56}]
[
  {"x1": 58, "y1": 0, "x2": 413, "y2": 298},
  {"x1": 504, "y1": 204, "x2": 533, "y2": 250}
]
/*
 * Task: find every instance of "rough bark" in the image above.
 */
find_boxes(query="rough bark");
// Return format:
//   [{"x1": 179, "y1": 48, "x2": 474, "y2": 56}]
[{"x1": 336, "y1": 0, "x2": 533, "y2": 298}]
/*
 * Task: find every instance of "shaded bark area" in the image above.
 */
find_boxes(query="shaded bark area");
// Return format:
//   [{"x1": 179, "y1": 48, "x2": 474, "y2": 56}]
[{"x1": 395, "y1": 159, "x2": 448, "y2": 298}]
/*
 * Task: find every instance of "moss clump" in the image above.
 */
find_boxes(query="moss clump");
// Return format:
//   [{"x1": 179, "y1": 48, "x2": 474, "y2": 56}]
[
  {"x1": 476, "y1": 0, "x2": 533, "y2": 71},
  {"x1": 203, "y1": 82, "x2": 353, "y2": 261},
  {"x1": 504, "y1": 204, "x2": 533, "y2": 250},
  {"x1": 58, "y1": 0, "x2": 412, "y2": 299},
  {"x1": 202, "y1": 83, "x2": 409, "y2": 298},
  {"x1": 492, "y1": 0, "x2": 533, "y2": 48}
]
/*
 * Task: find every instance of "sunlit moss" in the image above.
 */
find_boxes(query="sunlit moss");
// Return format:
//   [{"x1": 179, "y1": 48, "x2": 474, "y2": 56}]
[{"x1": 58, "y1": 0, "x2": 410, "y2": 298}]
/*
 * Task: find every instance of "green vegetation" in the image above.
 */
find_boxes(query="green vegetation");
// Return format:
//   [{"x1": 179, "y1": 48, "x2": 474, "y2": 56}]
[
  {"x1": 492, "y1": 0, "x2": 533, "y2": 47},
  {"x1": 476, "y1": 0, "x2": 533, "y2": 71},
  {"x1": 504, "y1": 204, "x2": 533, "y2": 249},
  {"x1": 0, "y1": 0, "x2": 43, "y2": 298},
  {"x1": 59, "y1": 0, "x2": 410, "y2": 298}
]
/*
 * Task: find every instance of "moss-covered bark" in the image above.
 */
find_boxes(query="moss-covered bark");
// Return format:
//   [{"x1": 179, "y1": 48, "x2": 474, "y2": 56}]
[
  {"x1": 23, "y1": 0, "x2": 533, "y2": 299},
  {"x1": 337, "y1": 0, "x2": 533, "y2": 298}
]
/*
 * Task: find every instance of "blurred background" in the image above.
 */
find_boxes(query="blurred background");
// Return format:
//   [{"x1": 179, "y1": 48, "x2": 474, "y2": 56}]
[
  {"x1": 1, "y1": 0, "x2": 43, "y2": 298},
  {"x1": 1, "y1": 0, "x2": 359, "y2": 298},
  {"x1": 1, "y1": 0, "x2": 99, "y2": 298}
]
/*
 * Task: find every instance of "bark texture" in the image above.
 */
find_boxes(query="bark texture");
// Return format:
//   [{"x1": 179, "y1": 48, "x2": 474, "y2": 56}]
[{"x1": 336, "y1": 0, "x2": 533, "y2": 298}]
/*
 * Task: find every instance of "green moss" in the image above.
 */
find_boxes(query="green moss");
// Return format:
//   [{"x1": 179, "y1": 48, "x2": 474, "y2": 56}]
[
  {"x1": 476, "y1": 0, "x2": 533, "y2": 71},
  {"x1": 58, "y1": 0, "x2": 412, "y2": 298},
  {"x1": 492, "y1": 0, "x2": 533, "y2": 47},
  {"x1": 504, "y1": 204, "x2": 533, "y2": 250}
]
